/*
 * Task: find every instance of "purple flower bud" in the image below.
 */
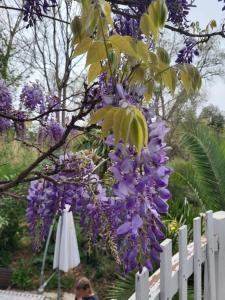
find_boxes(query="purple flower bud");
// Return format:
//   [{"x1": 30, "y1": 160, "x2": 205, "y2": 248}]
[{"x1": 117, "y1": 221, "x2": 132, "y2": 235}]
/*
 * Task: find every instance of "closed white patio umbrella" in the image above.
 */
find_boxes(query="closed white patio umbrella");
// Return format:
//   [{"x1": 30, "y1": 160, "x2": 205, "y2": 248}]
[{"x1": 53, "y1": 205, "x2": 80, "y2": 272}]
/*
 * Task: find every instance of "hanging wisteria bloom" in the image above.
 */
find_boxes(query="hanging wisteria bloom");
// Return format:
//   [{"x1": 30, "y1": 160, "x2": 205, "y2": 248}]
[
  {"x1": 23, "y1": 0, "x2": 57, "y2": 27},
  {"x1": 0, "y1": 80, "x2": 12, "y2": 133},
  {"x1": 26, "y1": 152, "x2": 97, "y2": 250},
  {"x1": 114, "y1": 12, "x2": 139, "y2": 37},
  {"x1": 104, "y1": 119, "x2": 172, "y2": 272},
  {"x1": 166, "y1": 0, "x2": 191, "y2": 26},
  {"x1": 137, "y1": 0, "x2": 191, "y2": 26},
  {"x1": 27, "y1": 115, "x2": 172, "y2": 272},
  {"x1": 20, "y1": 82, "x2": 45, "y2": 111},
  {"x1": 0, "y1": 80, "x2": 12, "y2": 112},
  {"x1": 0, "y1": 118, "x2": 11, "y2": 134},
  {"x1": 47, "y1": 95, "x2": 60, "y2": 110},
  {"x1": 176, "y1": 38, "x2": 199, "y2": 64},
  {"x1": 38, "y1": 120, "x2": 65, "y2": 145}
]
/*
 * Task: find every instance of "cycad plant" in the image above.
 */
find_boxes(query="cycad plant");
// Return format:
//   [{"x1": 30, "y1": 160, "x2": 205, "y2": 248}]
[{"x1": 171, "y1": 125, "x2": 225, "y2": 212}]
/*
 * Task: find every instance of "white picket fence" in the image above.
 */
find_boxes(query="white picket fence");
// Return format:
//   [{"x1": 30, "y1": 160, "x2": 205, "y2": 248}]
[{"x1": 127, "y1": 210, "x2": 225, "y2": 300}]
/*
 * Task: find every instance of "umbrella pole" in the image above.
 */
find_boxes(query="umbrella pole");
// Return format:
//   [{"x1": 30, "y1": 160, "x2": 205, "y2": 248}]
[
  {"x1": 57, "y1": 268, "x2": 62, "y2": 300},
  {"x1": 57, "y1": 212, "x2": 64, "y2": 300},
  {"x1": 39, "y1": 217, "x2": 56, "y2": 292}
]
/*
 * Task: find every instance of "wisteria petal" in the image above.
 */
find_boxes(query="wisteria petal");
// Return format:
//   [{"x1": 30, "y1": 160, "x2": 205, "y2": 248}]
[{"x1": 117, "y1": 222, "x2": 132, "y2": 235}]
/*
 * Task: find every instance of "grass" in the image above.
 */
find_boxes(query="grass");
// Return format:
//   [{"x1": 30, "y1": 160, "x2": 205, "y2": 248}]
[{"x1": 0, "y1": 138, "x2": 37, "y2": 180}]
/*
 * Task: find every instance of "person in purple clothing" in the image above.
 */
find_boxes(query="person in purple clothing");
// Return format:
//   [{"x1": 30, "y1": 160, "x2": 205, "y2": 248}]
[{"x1": 75, "y1": 277, "x2": 99, "y2": 300}]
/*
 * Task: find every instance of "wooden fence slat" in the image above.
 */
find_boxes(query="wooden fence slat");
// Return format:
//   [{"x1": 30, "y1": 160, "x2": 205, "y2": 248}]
[
  {"x1": 135, "y1": 267, "x2": 149, "y2": 300},
  {"x1": 194, "y1": 217, "x2": 202, "y2": 300},
  {"x1": 206, "y1": 211, "x2": 216, "y2": 300},
  {"x1": 213, "y1": 211, "x2": 225, "y2": 300},
  {"x1": 127, "y1": 210, "x2": 225, "y2": 300},
  {"x1": 160, "y1": 239, "x2": 172, "y2": 300},
  {"x1": 179, "y1": 225, "x2": 188, "y2": 300},
  {"x1": 204, "y1": 260, "x2": 209, "y2": 300}
]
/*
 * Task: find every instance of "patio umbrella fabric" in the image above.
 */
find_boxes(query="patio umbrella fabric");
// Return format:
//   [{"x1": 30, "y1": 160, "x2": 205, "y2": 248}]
[{"x1": 53, "y1": 205, "x2": 80, "y2": 272}]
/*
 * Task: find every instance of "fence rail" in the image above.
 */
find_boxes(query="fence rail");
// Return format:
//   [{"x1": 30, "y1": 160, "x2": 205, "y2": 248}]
[{"x1": 127, "y1": 210, "x2": 225, "y2": 300}]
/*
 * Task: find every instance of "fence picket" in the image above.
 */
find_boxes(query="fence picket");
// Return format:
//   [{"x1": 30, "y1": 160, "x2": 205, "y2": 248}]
[
  {"x1": 203, "y1": 260, "x2": 209, "y2": 300},
  {"x1": 194, "y1": 217, "x2": 201, "y2": 300},
  {"x1": 206, "y1": 211, "x2": 216, "y2": 300},
  {"x1": 179, "y1": 225, "x2": 188, "y2": 300},
  {"x1": 125, "y1": 210, "x2": 225, "y2": 300},
  {"x1": 213, "y1": 211, "x2": 225, "y2": 300},
  {"x1": 135, "y1": 267, "x2": 149, "y2": 300},
  {"x1": 160, "y1": 239, "x2": 172, "y2": 300}
]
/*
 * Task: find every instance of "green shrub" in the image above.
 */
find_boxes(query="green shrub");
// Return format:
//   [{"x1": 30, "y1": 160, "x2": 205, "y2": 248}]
[
  {"x1": 45, "y1": 272, "x2": 74, "y2": 290},
  {"x1": 0, "y1": 197, "x2": 25, "y2": 251},
  {"x1": 11, "y1": 259, "x2": 33, "y2": 289}
]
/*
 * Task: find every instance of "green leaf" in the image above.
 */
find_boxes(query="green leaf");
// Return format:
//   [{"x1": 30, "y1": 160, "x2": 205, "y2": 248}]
[
  {"x1": 84, "y1": 8, "x2": 99, "y2": 34},
  {"x1": 87, "y1": 63, "x2": 102, "y2": 83},
  {"x1": 144, "y1": 81, "x2": 154, "y2": 102},
  {"x1": 156, "y1": 47, "x2": 170, "y2": 65},
  {"x1": 113, "y1": 108, "x2": 124, "y2": 144},
  {"x1": 140, "y1": 13, "x2": 152, "y2": 37},
  {"x1": 162, "y1": 68, "x2": 176, "y2": 94},
  {"x1": 120, "y1": 110, "x2": 134, "y2": 144},
  {"x1": 108, "y1": 49, "x2": 120, "y2": 72},
  {"x1": 71, "y1": 16, "x2": 83, "y2": 44},
  {"x1": 129, "y1": 65, "x2": 145, "y2": 85},
  {"x1": 89, "y1": 106, "x2": 111, "y2": 125},
  {"x1": 135, "y1": 109, "x2": 148, "y2": 145},
  {"x1": 129, "y1": 116, "x2": 144, "y2": 156},
  {"x1": 86, "y1": 41, "x2": 107, "y2": 66},
  {"x1": 73, "y1": 37, "x2": 92, "y2": 57},
  {"x1": 156, "y1": 0, "x2": 168, "y2": 27},
  {"x1": 136, "y1": 41, "x2": 149, "y2": 62},
  {"x1": 101, "y1": 2, "x2": 113, "y2": 25},
  {"x1": 109, "y1": 35, "x2": 138, "y2": 58},
  {"x1": 145, "y1": 0, "x2": 168, "y2": 39},
  {"x1": 179, "y1": 64, "x2": 201, "y2": 93},
  {"x1": 101, "y1": 108, "x2": 115, "y2": 137}
]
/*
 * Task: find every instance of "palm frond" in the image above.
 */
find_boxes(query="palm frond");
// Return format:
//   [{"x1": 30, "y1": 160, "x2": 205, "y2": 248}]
[
  {"x1": 181, "y1": 125, "x2": 225, "y2": 210},
  {"x1": 105, "y1": 272, "x2": 135, "y2": 300},
  {"x1": 169, "y1": 159, "x2": 204, "y2": 209}
]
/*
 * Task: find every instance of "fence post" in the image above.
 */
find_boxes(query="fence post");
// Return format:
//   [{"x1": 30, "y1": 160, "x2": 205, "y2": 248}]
[
  {"x1": 194, "y1": 217, "x2": 202, "y2": 300},
  {"x1": 213, "y1": 211, "x2": 225, "y2": 300},
  {"x1": 160, "y1": 239, "x2": 172, "y2": 300},
  {"x1": 135, "y1": 267, "x2": 149, "y2": 300},
  {"x1": 206, "y1": 211, "x2": 216, "y2": 300},
  {"x1": 179, "y1": 225, "x2": 188, "y2": 300}
]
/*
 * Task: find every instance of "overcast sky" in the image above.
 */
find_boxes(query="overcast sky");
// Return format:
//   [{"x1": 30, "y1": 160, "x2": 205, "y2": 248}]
[{"x1": 189, "y1": 0, "x2": 225, "y2": 111}]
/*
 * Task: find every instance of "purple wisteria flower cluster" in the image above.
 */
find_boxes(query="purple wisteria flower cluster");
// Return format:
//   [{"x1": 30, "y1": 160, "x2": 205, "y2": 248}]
[
  {"x1": 26, "y1": 152, "x2": 98, "y2": 250},
  {"x1": 27, "y1": 114, "x2": 172, "y2": 272},
  {"x1": 23, "y1": 0, "x2": 57, "y2": 27},
  {"x1": 0, "y1": 80, "x2": 12, "y2": 133},
  {"x1": 114, "y1": 12, "x2": 139, "y2": 37},
  {"x1": 107, "y1": 126, "x2": 172, "y2": 271},
  {"x1": 137, "y1": 0, "x2": 192, "y2": 26},
  {"x1": 20, "y1": 83, "x2": 45, "y2": 111},
  {"x1": 166, "y1": 0, "x2": 191, "y2": 26},
  {"x1": 38, "y1": 119, "x2": 65, "y2": 145},
  {"x1": 0, "y1": 80, "x2": 62, "y2": 141},
  {"x1": 176, "y1": 38, "x2": 199, "y2": 64}
]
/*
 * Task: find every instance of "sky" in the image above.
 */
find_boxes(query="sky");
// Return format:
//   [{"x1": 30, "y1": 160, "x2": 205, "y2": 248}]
[{"x1": 189, "y1": 0, "x2": 225, "y2": 111}]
